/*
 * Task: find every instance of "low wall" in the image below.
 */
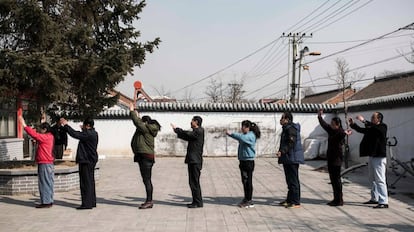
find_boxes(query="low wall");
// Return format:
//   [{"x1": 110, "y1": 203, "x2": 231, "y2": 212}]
[
  {"x1": 0, "y1": 138, "x2": 24, "y2": 161},
  {"x1": 0, "y1": 163, "x2": 99, "y2": 195}
]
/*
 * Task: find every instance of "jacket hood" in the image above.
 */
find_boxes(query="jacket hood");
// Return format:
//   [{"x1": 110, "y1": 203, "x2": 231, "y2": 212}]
[
  {"x1": 147, "y1": 124, "x2": 159, "y2": 137},
  {"x1": 284, "y1": 122, "x2": 301, "y2": 131}
]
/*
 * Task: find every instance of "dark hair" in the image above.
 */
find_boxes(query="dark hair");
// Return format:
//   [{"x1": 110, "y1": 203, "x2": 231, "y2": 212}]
[
  {"x1": 39, "y1": 122, "x2": 51, "y2": 133},
  {"x1": 331, "y1": 117, "x2": 343, "y2": 129},
  {"x1": 142, "y1": 115, "x2": 161, "y2": 131},
  {"x1": 241, "y1": 120, "x2": 261, "y2": 139},
  {"x1": 376, "y1": 112, "x2": 384, "y2": 123},
  {"x1": 83, "y1": 118, "x2": 94, "y2": 128},
  {"x1": 282, "y1": 111, "x2": 293, "y2": 122},
  {"x1": 192, "y1": 116, "x2": 202, "y2": 127}
]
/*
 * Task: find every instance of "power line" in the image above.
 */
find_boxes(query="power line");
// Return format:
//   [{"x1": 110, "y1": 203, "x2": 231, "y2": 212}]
[
  {"x1": 244, "y1": 24, "x2": 413, "y2": 101},
  {"x1": 300, "y1": 0, "x2": 359, "y2": 33},
  {"x1": 244, "y1": 72, "x2": 289, "y2": 98},
  {"x1": 307, "y1": 33, "x2": 414, "y2": 44},
  {"x1": 284, "y1": 0, "x2": 331, "y2": 33},
  {"x1": 244, "y1": 41, "x2": 287, "y2": 79},
  {"x1": 301, "y1": 51, "x2": 414, "y2": 88},
  {"x1": 170, "y1": 37, "x2": 281, "y2": 94},
  {"x1": 289, "y1": 0, "x2": 342, "y2": 33},
  {"x1": 170, "y1": 1, "x2": 342, "y2": 95},
  {"x1": 307, "y1": 22, "x2": 414, "y2": 65},
  {"x1": 311, "y1": 0, "x2": 374, "y2": 33}
]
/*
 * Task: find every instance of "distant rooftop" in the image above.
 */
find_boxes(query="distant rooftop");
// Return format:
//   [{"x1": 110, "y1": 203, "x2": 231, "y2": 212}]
[{"x1": 349, "y1": 70, "x2": 414, "y2": 101}]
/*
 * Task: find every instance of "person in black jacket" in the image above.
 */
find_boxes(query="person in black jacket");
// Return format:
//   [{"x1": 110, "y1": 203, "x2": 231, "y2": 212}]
[
  {"x1": 318, "y1": 110, "x2": 351, "y2": 206},
  {"x1": 171, "y1": 116, "x2": 205, "y2": 208},
  {"x1": 349, "y1": 112, "x2": 388, "y2": 209},
  {"x1": 51, "y1": 119, "x2": 68, "y2": 159},
  {"x1": 61, "y1": 117, "x2": 99, "y2": 210}
]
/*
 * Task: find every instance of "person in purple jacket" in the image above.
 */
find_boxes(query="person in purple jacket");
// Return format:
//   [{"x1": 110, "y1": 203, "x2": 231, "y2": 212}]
[{"x1": 226, "y1": 120, "x2": 261, "y2": 208}]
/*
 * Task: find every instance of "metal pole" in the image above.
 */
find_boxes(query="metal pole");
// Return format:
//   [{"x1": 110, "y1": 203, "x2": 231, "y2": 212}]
[
  {"x1": 290, "y1": 35, "x2": 297, "y2": 103},
  {"x1": 297, "y1": 51, "x2": 304, "y2": 104}
]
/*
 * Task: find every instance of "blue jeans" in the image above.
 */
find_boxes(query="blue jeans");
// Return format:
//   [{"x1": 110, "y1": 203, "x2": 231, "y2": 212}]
[
  {"x1": 38, "y1": 164, "x2": 54, "y2": 204},
  {"x1": 368, "y1": 157, "x2": 388, "y2": 204}
]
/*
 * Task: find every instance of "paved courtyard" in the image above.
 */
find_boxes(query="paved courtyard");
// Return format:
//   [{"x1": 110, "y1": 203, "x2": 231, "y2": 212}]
[{"x1": 1, "y1": 157, "x2": 413, "y2": 232}]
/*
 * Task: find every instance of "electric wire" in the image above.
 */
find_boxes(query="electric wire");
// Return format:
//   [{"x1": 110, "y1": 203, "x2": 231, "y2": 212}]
[
  {"x1": 300, "y1": 0, "x2": 359, "y2": 33},
  {"x1": 170, "y1": 1, "x2": 341, "y2": 95},
  {"x1": 311, "y1": 0, "x2": 374, "y2": 33},
  {"x1": 301, "y1": 51, "x2": 414, "y2": 88},
  {"x1": 288, "y1": 0, "x2": 342, "y2": 33}
]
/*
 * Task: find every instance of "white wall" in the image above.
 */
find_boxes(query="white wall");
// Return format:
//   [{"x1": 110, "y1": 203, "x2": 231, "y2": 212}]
[
  {"x1": 340, "y1": 107, "x2": 414, "y2": 163},
  {"x1": 66, "y1": 111, "x2": 330, "y2": 159},
  {"x1": 65, "y1": 108, "x2": 414, "y2": 163}
]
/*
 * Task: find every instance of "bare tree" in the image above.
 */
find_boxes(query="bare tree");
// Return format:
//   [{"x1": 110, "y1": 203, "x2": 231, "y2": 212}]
[
  {"x1": 328, "y1": 58, "x2": 364, "y2": 168},
  {"x1": 226, "y1": 80, "x2": 246, "y2": 103},
  {"x1": 152, "y1": 85, "x2": 171, "y2": 98},
  {"x1": 399, "y1": 40, "x2": 414, "y2": 64},
  {"x1": 182, "y1": 89, "x2": 194, "y2": 103},
  {"x1": 205, "y1": 78, "x2": 224, "y2": 103}
]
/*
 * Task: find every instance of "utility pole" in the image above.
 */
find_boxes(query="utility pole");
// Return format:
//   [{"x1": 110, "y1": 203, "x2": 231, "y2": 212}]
[{"x1": 282, "y1": 33, "x2": 312, "y2": 103}]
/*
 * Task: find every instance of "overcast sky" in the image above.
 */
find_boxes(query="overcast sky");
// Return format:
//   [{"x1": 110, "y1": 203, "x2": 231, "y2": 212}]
[{"x1": 116, "y1": 0, "x2": 414, "y2": 101}]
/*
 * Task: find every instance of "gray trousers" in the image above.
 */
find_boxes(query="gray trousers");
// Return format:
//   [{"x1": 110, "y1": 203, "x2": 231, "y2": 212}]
[{"x1": 38, "y1": 164, "x2": 54, "y2": 204}]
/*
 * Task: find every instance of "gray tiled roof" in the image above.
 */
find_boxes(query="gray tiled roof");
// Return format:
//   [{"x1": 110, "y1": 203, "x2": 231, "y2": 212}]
[
  {"x1": 98, "y1": 92, "x2": 414, "y2": 118},
  {"x1": 349, "y1": 70, "x2": 414, "y2": 101},
  {"x1": 98, "y1": 102, "x2": 336, "y2": 117}
]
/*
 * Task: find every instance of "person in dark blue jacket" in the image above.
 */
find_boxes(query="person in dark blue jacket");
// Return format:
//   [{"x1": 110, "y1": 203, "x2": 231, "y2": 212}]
[
  {"x1": 277, "y1": 112, "x2": 304, "y2": 209},
  {"x1": 226, "y1": 120, "x2": 261, "y2": 208}
]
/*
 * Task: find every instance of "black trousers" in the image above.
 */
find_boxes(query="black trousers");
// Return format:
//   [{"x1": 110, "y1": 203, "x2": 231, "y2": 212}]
[
  {"x1": 188, "y1": 163, "x2": 203, "y2": 206},
  {"x1": 239, "y1": 160, "x2": 255, "y2": 201},
  {"x1": 79, "y1": 163, "x2": 96, "y2": 208},
  {"x1": 53, "y1": 144, "x2": 64, "y2": 159},
  {"x1": 328, "y1": 164, "x2": 343, "y2": 203},
  {"x1": 283, "y1": 163, "x2": 301, "y2": 205},
  {"x1": 138, "y1": 158, "x2": 154, "y2": 202}
]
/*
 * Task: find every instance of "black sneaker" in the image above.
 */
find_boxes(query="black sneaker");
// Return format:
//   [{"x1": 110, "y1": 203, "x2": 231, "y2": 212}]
[
  {"x1": 373, "y1": 204, "x2": 388, "y2": 209},
  {"x1": 279, "y1": 200, "x2": 289, "y2": 207},
  {"x1": 363, "y1": 200, "x2": 378, "y2": 204}
]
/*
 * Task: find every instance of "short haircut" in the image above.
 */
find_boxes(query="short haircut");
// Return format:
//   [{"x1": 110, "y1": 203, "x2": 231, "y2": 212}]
[
  {"x1": 376, "y1": 112, "x2": 384, "y2": 123},
  {"x1": 83, "y1": 118, "x2": 94, "y2": 128},
  {"x1": 283, "y1": 112, "x2": 293, "y2": 121},
  {"x1": 39, "y1": 122, "x2": 51, "y2": 133},
  {"x1": 192, "y1": 116, "x2": 202, "y2": 127}
]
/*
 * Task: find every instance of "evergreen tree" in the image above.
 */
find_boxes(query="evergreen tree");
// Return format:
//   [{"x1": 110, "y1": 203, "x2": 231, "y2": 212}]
[{"x1": 0, "y1": 0, "x2": 160, "y2": 119}]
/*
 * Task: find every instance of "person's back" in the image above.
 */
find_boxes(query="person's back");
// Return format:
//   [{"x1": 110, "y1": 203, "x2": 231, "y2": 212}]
[
  {"x1": 70, "y1": 128, "x2": 99, "y2": 164},
  {"x1": 278, "y1": 122, "x2": 304, "y2": 165},
  {"x1": 184, "y1": 127, "x2": 204, "y2": 164}
]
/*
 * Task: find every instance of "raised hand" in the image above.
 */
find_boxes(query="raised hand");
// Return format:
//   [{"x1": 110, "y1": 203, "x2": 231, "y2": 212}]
[
  {"x1": 318, "y1": 109, "x2": 323, "y2": 117},
  {"x1": 356, "y1": 115, "x2": 365, "y2": 122}
]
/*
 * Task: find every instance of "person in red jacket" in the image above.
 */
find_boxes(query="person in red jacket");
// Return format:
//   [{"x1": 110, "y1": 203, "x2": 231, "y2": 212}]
[{"x1": 19, "y1": 116, "x2": 55, "y2": 208}]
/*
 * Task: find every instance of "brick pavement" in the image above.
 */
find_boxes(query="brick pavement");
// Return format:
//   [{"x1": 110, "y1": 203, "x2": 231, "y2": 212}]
[{"x1": 0, "y1": 157, "x2": 413, "y2": 232}]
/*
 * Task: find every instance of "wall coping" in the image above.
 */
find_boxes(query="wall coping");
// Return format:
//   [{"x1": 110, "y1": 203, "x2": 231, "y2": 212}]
[
  {"x1": 0, "y1": 164, "x2": 100, "y2": 176},
  {"x1": 95, "y1": 92, "x2": 414, "y2": 118}
]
